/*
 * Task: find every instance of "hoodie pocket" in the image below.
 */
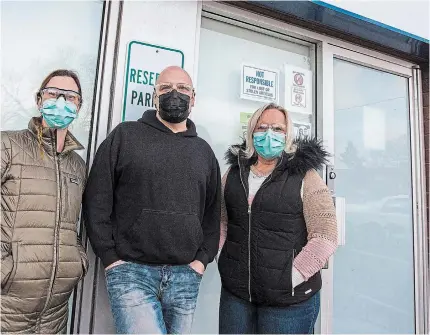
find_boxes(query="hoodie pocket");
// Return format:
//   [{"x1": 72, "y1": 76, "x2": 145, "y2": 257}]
[{"x1": 123, "y1": 209, "x2": 203, "y2": 263}]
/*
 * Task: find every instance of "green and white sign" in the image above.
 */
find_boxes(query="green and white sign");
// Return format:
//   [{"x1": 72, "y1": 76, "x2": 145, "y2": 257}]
[
  {"x1": 240, "y1": 112, "x2": 252, "y2": 137},
  {"x1": 122, "y1": 41, "x2": 184, "y2": 121}
]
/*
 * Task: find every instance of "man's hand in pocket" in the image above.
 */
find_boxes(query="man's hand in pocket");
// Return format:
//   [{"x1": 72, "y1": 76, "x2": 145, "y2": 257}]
[
  {"x1": 189, "y1": 260, "x2": 205, "y2": 275},
  {"x1": 105, "y1": 260, "x2": 125, "y2": 271}
]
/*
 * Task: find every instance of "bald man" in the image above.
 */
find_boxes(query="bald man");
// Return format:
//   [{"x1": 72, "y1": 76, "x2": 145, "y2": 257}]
[{"x1": 83, "y1": 66, "x2": 221, "y2": 334}]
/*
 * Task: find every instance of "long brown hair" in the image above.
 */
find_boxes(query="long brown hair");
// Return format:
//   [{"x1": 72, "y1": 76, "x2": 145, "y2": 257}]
[{"x1": 35, "y1": 69, "x2": 83, "y2": 106}]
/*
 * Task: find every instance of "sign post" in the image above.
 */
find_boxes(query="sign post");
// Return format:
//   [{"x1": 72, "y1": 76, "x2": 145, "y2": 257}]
[{"x1": 122, "y1": 41, "x2": 184, "y2": 122}]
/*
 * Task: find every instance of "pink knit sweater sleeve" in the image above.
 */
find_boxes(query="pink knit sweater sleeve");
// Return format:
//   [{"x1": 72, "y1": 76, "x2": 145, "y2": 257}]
[
  {"x1": 293, "y1": 169, "x2": 338, "y2": 280},
  {"x1": 218, "y1": 168, "x2": 230, "y2": 256}
]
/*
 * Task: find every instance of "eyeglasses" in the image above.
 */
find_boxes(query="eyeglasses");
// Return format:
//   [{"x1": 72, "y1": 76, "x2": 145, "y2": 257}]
[
  {"x1": 40, "y1": 87, "x2": 81, "y2": 105},
  {"x1": 255, "y1": 123, "x2": 287, "y2": 134},
  {"x1": 154, "y1": 82, "x2": 194, "y2": 95}
]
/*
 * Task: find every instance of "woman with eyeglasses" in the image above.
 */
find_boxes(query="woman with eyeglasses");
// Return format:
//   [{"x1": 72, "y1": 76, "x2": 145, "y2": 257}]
[
  {"x1": 1, "y1": 69, "x2": 88, "y2": 334},
  {"x1": 218, "y1": 103, "x2": 338, "y2": 334}
]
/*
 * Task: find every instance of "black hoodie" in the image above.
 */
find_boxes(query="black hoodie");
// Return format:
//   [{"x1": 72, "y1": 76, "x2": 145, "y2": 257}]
[{"x1": 83, "y1": 110, "x2": 221, "y2": 268}]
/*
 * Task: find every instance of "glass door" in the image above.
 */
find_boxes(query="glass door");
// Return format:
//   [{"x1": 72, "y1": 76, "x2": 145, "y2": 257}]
[
  {"x1": 333, "y1": 58, "x2": 414, "y2": 334},
  {"x1": 192, "y1": 15, "x2": 316, "y2": 334},
  {"x1": 320, "y1": 45, "x2": 420, "y2": 334}
]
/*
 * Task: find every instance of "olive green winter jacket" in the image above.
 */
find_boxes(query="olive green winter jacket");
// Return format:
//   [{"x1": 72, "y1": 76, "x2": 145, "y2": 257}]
[{"x1": 1, "y1": 117, "x2": 88, "y2": 334}]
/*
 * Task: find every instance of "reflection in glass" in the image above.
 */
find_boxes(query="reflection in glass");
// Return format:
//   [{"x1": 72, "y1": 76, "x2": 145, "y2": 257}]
[
  {"x1": 333, "y1": 59, "x2": 414, "y2": 334},
  {"x1": 1, "y1": 1, "x2": 103, "y2": 160},
  {"x1": 1, "y1": 2, "x2": 103, "y2": 333}
]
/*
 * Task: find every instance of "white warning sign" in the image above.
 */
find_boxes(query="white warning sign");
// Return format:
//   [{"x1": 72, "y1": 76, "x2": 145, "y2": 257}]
[
  {"x1": 285, "y1": 64, "x2": 312, "y2": 114},
  {"x1": 240, "y1": 64, "x2": 279, "y2": 104}
]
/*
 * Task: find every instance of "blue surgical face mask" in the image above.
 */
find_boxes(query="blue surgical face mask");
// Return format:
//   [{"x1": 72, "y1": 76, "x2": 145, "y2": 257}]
[
  {"x1": 253, "y1": 129, "x2": 286, "y2": 160},
  {"x1": 40, "y1": 97, "x2": 78, "y2": 129}
]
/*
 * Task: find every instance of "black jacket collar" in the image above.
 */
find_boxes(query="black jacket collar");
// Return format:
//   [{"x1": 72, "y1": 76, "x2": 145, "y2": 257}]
[{"x1": 226, "y1": 137, "x2": 329, "y2": 176}]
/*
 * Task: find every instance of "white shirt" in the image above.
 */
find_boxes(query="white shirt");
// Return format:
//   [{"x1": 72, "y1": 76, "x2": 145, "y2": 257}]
[{"x1": 248, "y1": 170, "x2": 266, "y2": 205}]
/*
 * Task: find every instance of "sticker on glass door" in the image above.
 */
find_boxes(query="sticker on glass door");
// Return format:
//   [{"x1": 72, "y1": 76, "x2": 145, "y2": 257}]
[
  {"x1": 284, "y1": 64, "x2": 312, "y2": 115},
  {"x1": 240, "y1": 64, "x2": 279, "y2": 104}
]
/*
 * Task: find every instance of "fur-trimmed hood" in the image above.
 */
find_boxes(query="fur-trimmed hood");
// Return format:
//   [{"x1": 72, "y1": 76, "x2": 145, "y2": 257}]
[{"x1": 225, "y1": 137, "x2": 329, "y2": 176}]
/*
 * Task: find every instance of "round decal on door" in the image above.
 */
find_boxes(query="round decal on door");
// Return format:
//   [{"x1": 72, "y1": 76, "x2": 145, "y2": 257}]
[{"x1": 294, "y1": 73, "x2": 304, "y2": 86}]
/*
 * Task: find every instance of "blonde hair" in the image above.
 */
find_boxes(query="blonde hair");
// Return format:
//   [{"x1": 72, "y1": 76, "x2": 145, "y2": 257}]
[
  {"x1": 36, "y1": 122, "x2": 45, "y2": 159},
  {"x1": 243, "y1": 103, "x2": 296, "y2": 159}
]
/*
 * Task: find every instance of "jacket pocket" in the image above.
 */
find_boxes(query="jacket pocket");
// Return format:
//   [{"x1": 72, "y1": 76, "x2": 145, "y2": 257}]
[
  {"x1": 121, "y1": 209, "x2": 203, "y2": 263},
  {"x1": 58, "y1": 245, "x2": 86, "y2": 296},
  {"x1": 78, "y1": 245, "x2": 89, "y2": 279},
  {"x1": 218, "y1": 241, "x2": 241, "y2": 280},
  {"x1": 63, "y1": 175, "x2": 84, "y2": 224},
  {"x1": 2, "y1": 242, "x2": 19, "y2": 294},
  {"x1": 275, "y1": 249, "x2": 294, "y2": 292}
]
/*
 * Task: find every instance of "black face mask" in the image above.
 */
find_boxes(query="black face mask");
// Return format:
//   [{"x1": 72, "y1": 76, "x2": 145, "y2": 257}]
[{"x1": 158, "y1": 89, "x2": 191, "y2": 124}]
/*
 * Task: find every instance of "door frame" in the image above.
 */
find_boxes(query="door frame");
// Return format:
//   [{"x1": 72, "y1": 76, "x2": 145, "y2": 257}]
[
  {"x1": 71, "y1": 1, "x2": 124, "y2": 333},
  {"x1": 318, "y1": 42, "x2": 428, "y2": 334}
]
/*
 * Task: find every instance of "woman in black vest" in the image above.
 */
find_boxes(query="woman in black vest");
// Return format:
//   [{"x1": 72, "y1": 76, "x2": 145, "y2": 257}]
[{"x1": 218, "y1": 103, "x2": 338, "y2": 334}]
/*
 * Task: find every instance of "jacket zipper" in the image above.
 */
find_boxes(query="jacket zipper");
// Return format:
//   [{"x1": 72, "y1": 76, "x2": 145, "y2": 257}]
[
  {"x1": 37, "y1": 131, "x2": 61, "y2": 330},
  {"x1": 292, "y1": 249, "x2": 296, "y2": 297},
  {"x1": 238, "y1": 158, "x2": 252, "y2": 302},
  {"x1": 238, "y1": 157, "x2": 276, "y2": 303},
  {"x1": 247, "y1": 205, "x2": 252, "y2": 302}
]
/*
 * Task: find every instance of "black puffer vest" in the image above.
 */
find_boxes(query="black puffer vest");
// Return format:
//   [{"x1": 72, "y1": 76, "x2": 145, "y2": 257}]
[{"x1": 218, "y1": 138, "x2": 328, "y2": 307}]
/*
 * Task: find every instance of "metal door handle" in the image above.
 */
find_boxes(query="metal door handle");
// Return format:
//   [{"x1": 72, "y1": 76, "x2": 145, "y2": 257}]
[{"x1": 334, "y1": 196, "x2": 346, "y2": 246}]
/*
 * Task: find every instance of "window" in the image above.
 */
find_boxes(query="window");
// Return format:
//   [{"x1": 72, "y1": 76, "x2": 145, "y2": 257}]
[
  {"x1": 1, "y1": 2, "x2": 104, "y2": 332},
  {"x1": 1, "y1": 1, "x2": 104, "y2": 160}
]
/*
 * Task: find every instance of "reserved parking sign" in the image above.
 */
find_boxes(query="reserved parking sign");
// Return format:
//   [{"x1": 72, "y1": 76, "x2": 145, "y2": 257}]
[{"x1": 122, "y1": 41, "x2": 184, "y2": 122}]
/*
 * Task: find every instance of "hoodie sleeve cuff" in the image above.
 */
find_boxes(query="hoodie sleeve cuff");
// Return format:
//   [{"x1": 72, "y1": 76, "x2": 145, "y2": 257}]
[
  {"x1": 195, "y1": 250, "x2": 209, "y2": 268},
  {"x1": 100, "y1": 249, "x2": 121, "y2": 268}
]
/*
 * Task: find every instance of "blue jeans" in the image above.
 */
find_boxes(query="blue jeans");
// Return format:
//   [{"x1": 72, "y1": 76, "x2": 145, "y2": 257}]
[
  {"x1": 106, "y1": 262, "x2": 202, "y2": 334},
  {"x1": 219, "y1": 287, "x2": 320, "y2": 334}
]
